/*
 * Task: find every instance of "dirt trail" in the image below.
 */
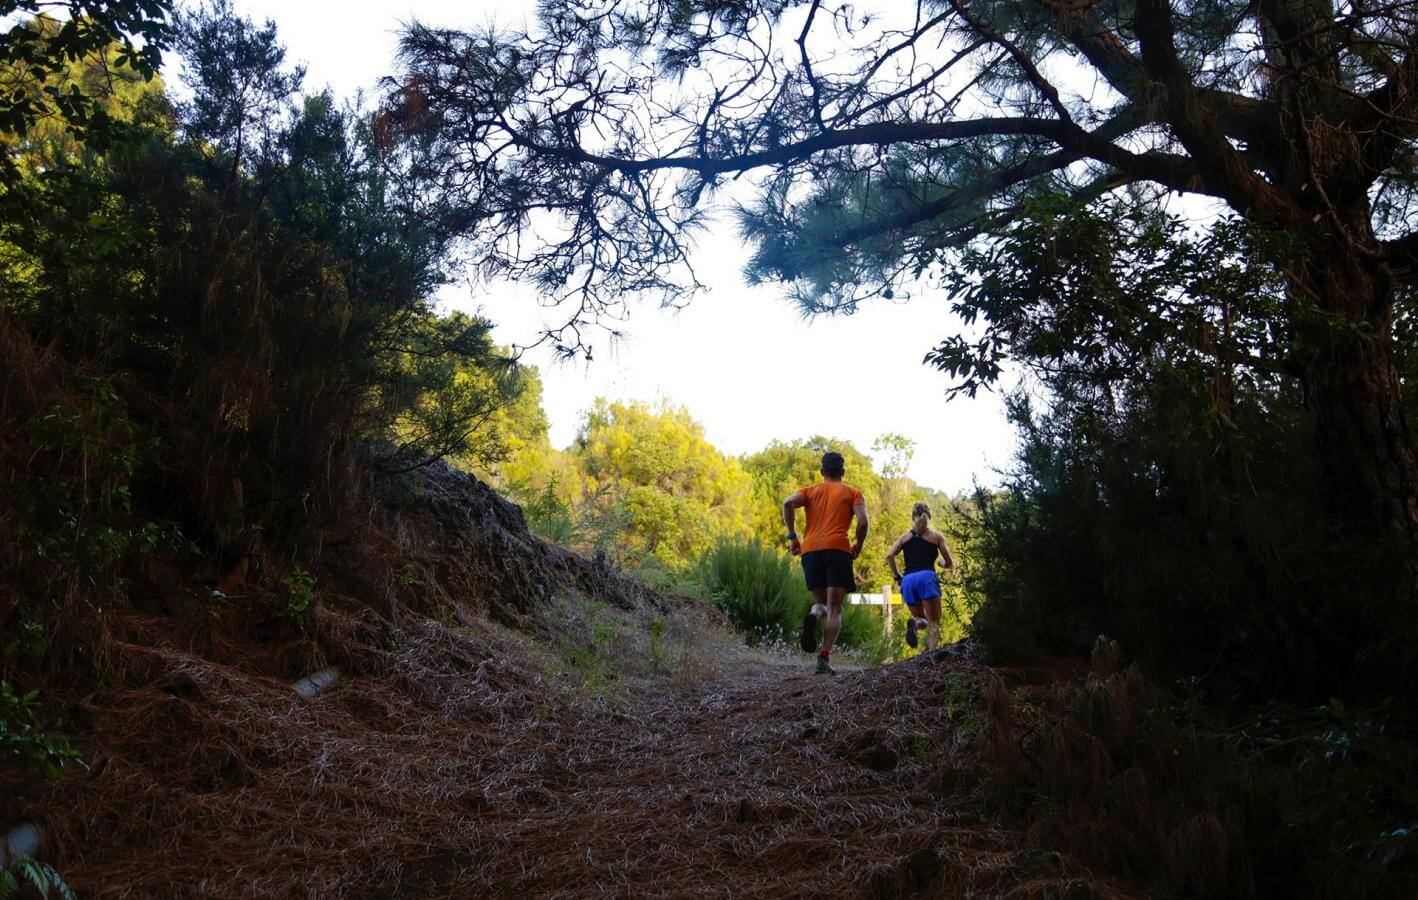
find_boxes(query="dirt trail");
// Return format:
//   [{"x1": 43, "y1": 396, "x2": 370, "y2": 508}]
[
  {"x1": 474, "y1": 654, "x2": 987, "y2": 898},
  {"x1": 22, "y1": 604, "x2": 1118, "y2": 899},
  {"x1": 403, "y1": 648, "x2": 1093, "y2": 899}
]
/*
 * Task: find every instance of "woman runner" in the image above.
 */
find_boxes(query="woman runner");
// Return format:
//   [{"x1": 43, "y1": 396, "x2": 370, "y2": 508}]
[{"x1": 885, "y1": 502, "x2": 955, "y2": 650}]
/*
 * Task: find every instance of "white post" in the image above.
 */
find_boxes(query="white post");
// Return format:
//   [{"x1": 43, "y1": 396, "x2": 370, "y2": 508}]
[{"x1": 882, "y1": 583, "x2": 893, "y2": 636}]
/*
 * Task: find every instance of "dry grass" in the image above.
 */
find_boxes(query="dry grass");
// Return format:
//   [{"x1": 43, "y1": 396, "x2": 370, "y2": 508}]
[
  {"x1": 3, "y1": 390, "x2": 1414, "y2": 898},
  {"x1": 7, "y1": 603, "x2": 1151, "y2": 899}
]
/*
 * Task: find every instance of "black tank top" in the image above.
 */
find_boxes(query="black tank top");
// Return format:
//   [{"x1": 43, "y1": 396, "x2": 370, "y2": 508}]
[{"x1": 902, "y1": 533, "x2": 938, "y2": 574}]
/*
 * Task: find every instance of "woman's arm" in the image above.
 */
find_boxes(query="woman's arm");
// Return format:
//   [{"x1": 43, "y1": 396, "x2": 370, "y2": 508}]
[
  {"x1": 885, "y1": 532, "x2": 909, "y2": 582},
  {"x1": 931, "y1": 531, "x2": 956, "y2": 569}
]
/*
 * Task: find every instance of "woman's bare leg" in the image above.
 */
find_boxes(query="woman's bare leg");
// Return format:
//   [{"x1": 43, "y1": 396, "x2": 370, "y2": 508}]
[{"x1": 924, "y1": 597, "x2": 943, "y2": 650}]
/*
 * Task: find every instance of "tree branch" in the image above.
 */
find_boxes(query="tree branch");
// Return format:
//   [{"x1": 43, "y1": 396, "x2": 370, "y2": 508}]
[
  {"x1": 1133, "y1": 0, "x2": 1301, "y2": 225},
  {"x1": 508, "y1": 117, "x2": 1083, "y2": 176},
  {"x1": 1044, "y1": 1, "x2": 1278, "y2": 150}
]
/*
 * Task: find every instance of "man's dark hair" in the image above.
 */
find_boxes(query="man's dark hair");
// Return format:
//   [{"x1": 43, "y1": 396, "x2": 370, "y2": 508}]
[{"x1": 821, "y1": 451, "x2": 845, "y2": 478}]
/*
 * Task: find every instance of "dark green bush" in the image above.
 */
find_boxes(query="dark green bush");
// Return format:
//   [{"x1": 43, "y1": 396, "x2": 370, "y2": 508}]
[
  {"x1": 699, "y1": 537, "x2": 809, "y2": 643},
  {"x1": 0, "y1": 680, "x2": 81, "y2": 778},
  {"x1": 697, "y1": 537, "x2": 883, "y2": 652},
  {"x1": 943, "y1": 198, "x2": 1395, "y2": 700}
]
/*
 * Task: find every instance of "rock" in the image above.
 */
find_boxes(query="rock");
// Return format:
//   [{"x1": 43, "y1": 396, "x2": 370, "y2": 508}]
[
  {"x1": 292, "y1": 668, "x2": 340, "y2": 699},
  {"x1": 0, "y1": 821, "x2": 42, "y2": 868}
]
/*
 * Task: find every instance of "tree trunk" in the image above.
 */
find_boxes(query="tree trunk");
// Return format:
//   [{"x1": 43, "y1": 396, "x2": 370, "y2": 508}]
[{"x1": 1291, "y1": 234, "x2": 1418, "y2": 549}]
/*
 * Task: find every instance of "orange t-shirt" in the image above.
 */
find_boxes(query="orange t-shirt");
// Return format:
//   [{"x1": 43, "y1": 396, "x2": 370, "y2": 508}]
[{"x1": 798, "y1": 481, "x2": 864, "y2": 554}]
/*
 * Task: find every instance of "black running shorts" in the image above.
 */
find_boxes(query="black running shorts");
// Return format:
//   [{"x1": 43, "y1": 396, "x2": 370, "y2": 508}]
[{"x1": 801, "y1": 549, "x2": 856, "y2": 591}]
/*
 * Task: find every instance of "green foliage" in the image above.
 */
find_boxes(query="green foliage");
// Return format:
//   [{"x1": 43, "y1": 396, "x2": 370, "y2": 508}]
[
  {"x1": 276, "y1": 565, "x2": 316, "y2": 627},
  {"x1": 0, "y1": 855, "x2": 76, "y2": 900},
  {"x1": 2, "y1": 621, "x2": 45, "y2": 661},
  {"x1": 388, "y1": 315, "x2": 524, "y2": 474},
  {"x1": 463, "y1": 357, "x2": 556, "y2": 488},
  {"x1": 1300, "y1": 699, "x2": 1418, "y2": 862},
  {"x1": 927, "y1": 194, "x2": 1289, "y2": 400},
  {"x1": 517, "y1": 477, "x2": 578, "y2": 546},
  {"x1": 11, "y1": 375, "x2": 182, "y2": 592},
  {"x1": 493, "y1": 395, "x2": 975, "y2": 622},
  {"x1": 570, "y1": 399, "x2": 751, "y2": 570},
  {"x1": 0, "y1": 2, "x2": 172, "y2": 180},
  {"x1": 698, "y1": 536, "x2": 810, "y2": 644},
  {"x1": 0, "y1": 680, "x2": 81, "y2": 778},
  {"x1": 948, "y1": 198, "x2": 1376, "y2": 697}
]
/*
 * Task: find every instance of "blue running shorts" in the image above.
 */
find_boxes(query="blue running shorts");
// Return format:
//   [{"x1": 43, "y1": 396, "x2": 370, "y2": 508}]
[{"x1": 900, "y1": 569, "x2": 941, "y2": 606}]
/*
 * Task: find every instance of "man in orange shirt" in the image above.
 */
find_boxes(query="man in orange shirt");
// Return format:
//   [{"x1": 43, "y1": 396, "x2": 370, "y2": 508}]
[{"x1": 782, "y1": 451, "x2": 870, "y2": 675}]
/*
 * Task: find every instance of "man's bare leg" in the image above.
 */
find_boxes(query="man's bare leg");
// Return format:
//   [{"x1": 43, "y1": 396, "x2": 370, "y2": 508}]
[{"x1": 820, "y1": 586, "x2": 847, "y2": 656}]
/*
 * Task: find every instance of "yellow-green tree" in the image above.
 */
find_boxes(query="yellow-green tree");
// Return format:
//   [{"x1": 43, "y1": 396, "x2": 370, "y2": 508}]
[
  {"x1": 451, "y1": 354, "x2": 561, "y2": 490},
  {"x1": 570, "y1": 398, "x2": 751, "y2": 570},
  {"x1": 742, "y1": 435, "x2": 949, "y2": 592},
  {"x1": 742, "y1": 438, "x2": 886, "y2": 586}
]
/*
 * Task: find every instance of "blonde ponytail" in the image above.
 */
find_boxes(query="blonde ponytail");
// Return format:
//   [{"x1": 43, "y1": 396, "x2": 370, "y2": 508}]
[{"x1": 910, "y1": 502, "x2": 931, "y2": 535}]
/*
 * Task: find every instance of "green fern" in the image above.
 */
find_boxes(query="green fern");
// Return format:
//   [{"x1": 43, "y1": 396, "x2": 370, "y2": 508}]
[{"x1": 1, "y1": 858, "x2": 75, "y2": 900}]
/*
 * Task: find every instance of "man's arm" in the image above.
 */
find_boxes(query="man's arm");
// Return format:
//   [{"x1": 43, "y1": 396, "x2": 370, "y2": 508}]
[
  {"x1": 851, "y1": 499, "x2": 869, "y2": 559},
  {"x1": 782, "y1": 492, "x2": 805, "y2": 556},
  {"x1": 885, "y1": 532, "x2": 908, "y2": 582}
]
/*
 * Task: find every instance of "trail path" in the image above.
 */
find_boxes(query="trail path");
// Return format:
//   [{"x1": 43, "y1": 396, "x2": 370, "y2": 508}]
[
  {"x1": 40, "y1": 615, "x2": 1108, "y2": 899},
  {"x1": 416, "y1": 648, "x2": 1079, "y2": 899}
]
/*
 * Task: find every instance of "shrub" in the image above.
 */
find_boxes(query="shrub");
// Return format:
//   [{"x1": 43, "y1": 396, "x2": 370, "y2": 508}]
[
  {"x1": 837, "y1": 602, "x2": 886, "y2": 656},
  {"x1": 0, "y1": 681, "x2": 81, "y2": 778},
  {"x1": 698, "y1": 537, "x2": 809, "y2": 644},
  {"x1": 697, "y1": 537, "x2": 884, "y2": 652}
]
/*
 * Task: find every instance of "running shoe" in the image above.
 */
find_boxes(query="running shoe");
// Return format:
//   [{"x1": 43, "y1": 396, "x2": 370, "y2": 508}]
[
  {"x1": 905, "y1": 616, "x2": 919, "y2": 649},
  {"x1": 800, "y1": 608, "x2": 819, "y2": 653},
  {"x1": 815, "y1": 655, "x2": 836, "y2": 676}
]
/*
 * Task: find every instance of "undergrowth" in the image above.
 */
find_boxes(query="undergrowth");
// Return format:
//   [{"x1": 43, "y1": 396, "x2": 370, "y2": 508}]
[
  {"x1": 545, "y1": 595, "x2": 728, "y2": 701},
  {"x1": 695, "y1": 536, "x2": 889, "y2": 660},
  {"x1": 972, "y1": 637, "x2": 1418, "y2": 897},
  {"x1": 0, "y1": 857, "x2": 74, "y2": 900}
]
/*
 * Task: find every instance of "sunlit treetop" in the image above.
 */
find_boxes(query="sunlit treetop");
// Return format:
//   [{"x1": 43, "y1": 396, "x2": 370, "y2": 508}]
[{"x1": 0, "y1": 1, "x2": 171, "y2": 179}]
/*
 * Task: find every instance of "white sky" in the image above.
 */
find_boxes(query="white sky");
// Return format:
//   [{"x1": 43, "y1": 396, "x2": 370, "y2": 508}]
[{"x1": 222, "y1": 0, "x2": 1018, "y2": 494}]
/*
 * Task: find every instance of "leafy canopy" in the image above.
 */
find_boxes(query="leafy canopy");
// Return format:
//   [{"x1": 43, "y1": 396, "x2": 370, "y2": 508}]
[
  {"x1": 0, "y1": 1, "x2": 170, "y2": 179},
  {"x1": 389, "y1": 1, "x2": 1418, "y2": 345}
]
